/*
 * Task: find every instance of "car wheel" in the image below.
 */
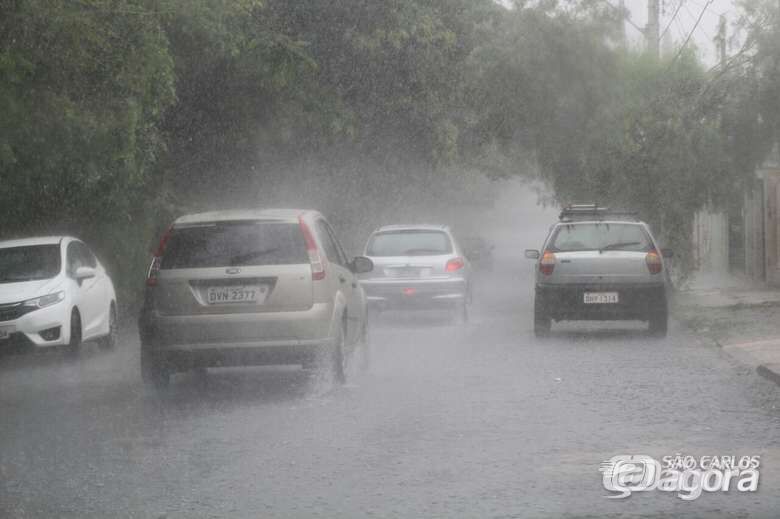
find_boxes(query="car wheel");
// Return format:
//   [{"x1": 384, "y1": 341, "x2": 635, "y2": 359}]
[
  {"x1": 98, "y1": 304, "x2": 118, "y2": 350},
  {"x1": 65, "y1": 309, "x2": 82, "y2": 358},
  {"x1": 452, "y1": 301, "x2": 468, "y2": 325},
  {"x1": 359, "y1": 318, "x2": 371, "y2": 372},
  {"x1": 330, "y1": 324, "x2": 347, "y2": 385},
  {"x1": 648, "y1": 310, "x2": 668, "y2": 337},
  {"x1": 534, "y1": 298, "x2": 551, "y2": 337},
  {"x1": 141, "y1": 348, "x2": 170, "y2": 390}
]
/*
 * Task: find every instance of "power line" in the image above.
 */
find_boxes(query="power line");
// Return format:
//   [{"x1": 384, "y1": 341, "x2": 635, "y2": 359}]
[
  {"x1": 683, "y1": 3, "x2": 713, "y2": 41},
  {"x1": 660, "y1": 0, "x2": 686, "y2": 41},
  {"x1": 687, "y1": 0, "x2": 731, "y2": 17},
  {"x1": 668, "y1": 0, "x2": 714, "y2": 67}
]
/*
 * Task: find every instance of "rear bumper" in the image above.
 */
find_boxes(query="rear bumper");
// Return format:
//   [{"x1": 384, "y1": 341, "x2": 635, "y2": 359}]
[
  {"x1": 143, "y1": 339, "x2": 333, "y2": 369},
  {"x1": 536, "y1": 283, "x2": 667, "y2": 321},
  {"x1": 139, "y1": 302, "x2": 335, "y2": 367},
  {"x1": 361, "y1": 278, "x2": 467, "y2": 310}
]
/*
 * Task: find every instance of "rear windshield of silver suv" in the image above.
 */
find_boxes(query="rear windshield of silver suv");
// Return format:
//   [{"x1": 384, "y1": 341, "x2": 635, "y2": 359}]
[
  {"x1": 367, "y1": 230, "x2": 452, "y2": 257},
  {"x1": 548, "y1": 223, "x2": 653, "y2": 252},
  {"x1": 160, "y1": 221, "x2": 308, "y2": 269}
]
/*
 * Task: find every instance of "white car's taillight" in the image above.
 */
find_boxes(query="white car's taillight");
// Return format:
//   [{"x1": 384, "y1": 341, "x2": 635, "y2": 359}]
[
  {"x1": 445, "y1": 257, "x2": 465, "y2": 272},
  {"x1": 299, "y1": 217, "x2": 326, "y2": 281}
]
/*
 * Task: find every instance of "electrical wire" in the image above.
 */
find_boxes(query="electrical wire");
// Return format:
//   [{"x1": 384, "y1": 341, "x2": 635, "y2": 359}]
[
  {"x1": 660, "y1": 0, "x2": 686, "y2": 41},
  {"x1": 668, "y1": 0, "x2": 714, "y2": 67}
]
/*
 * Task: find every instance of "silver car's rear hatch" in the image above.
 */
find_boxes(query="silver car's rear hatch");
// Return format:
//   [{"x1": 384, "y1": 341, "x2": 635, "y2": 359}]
[{"x1": 370, "y1": 255, "x2": 451, "y2": 279}]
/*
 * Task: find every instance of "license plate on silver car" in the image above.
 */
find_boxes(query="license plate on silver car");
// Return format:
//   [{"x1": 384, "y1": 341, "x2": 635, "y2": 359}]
[
  {"x1": 584, "y1": 292, "x2": 619, "y2": 304},
  {"x1": 207, "y1": 285, "x2": 267, "y2": 305}
]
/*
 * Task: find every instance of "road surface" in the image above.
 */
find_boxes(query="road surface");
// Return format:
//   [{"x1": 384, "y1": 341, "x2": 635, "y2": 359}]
[{"x1": 2, "y1": 230, "x2": 780, "y2": 518}]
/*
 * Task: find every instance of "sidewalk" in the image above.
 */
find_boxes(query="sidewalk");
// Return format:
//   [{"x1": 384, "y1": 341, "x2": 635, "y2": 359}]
[{"x1": 674, "y1": 273, "x2": 780, "y2": 386}]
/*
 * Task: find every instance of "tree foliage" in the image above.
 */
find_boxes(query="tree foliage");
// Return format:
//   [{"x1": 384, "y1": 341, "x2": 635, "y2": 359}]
[{"x1": 2, "y1": 0, "x2": 778, "y2": 300}]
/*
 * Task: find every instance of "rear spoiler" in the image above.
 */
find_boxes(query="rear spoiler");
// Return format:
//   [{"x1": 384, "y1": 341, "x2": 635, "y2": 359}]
[{"x1": 559, "y1": 204, "x2": 639, "y2": 222}]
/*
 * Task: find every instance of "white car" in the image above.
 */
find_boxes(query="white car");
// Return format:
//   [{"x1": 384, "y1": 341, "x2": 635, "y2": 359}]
[{"x1": 0, "y1": 237, "x2": 118, "y2": 355}]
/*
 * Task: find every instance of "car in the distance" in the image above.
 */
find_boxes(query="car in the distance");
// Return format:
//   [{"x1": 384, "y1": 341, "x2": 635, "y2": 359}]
[
  {"x1": 462, "y1": 235, "x2": 495, "y2": 272},
  {"x1": 525, "y1": 205, "x2": 672, "y2": 337},
  {"x1": 360, "y1": 224, "x2": 472, "y2": 322},
  {"x1": 138, "y1": 209, "x2": 374, "y2": 389},
  {"x1": 0, "y1": 236, "x2": 118, "y2": 355}
]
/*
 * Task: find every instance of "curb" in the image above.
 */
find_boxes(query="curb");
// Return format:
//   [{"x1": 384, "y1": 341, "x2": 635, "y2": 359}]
[
  {"x1": 677, "y1": 304, "x2": 780, "y2": 388},
  {"x1": 757, "y1": 364, "x2": 780, "y2": 387},
  {"x1": 709, "y1": 338, "x2": 780, "y2": 389}
]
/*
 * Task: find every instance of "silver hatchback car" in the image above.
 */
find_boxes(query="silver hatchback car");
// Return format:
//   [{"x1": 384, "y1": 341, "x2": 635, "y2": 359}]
[
  {"x1": 138, "y1": 209, "x2": 373, "y2": 389},
  {"x1": 360, "y1": 224, "x2": 472, "y2": 322},
  {"x1": 525, "y1": 205, "x2": 673, "y2": 337}
]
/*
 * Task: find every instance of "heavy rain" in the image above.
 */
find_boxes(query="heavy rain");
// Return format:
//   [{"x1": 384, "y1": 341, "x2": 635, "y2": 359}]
[{"x1": 2, "y1": 1, "x2": 780, "y2": 518}]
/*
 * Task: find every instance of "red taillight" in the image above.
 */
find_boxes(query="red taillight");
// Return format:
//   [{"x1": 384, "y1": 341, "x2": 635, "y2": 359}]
[
  {"x1": 299, "y1": 216, "x2": 326, "y2": 281},
  {"x1": 445, "y1": 257, "x2": 465, "y2": 272},
  {"x1": 646, "y1": 250, "x2": 663, "y2": 274},
  {"x1": 146, "y1": 225, "x2": 173, "y2": 287},
  {"x1": 539, "y1": 251, "x2": 556, "y2": 276}
]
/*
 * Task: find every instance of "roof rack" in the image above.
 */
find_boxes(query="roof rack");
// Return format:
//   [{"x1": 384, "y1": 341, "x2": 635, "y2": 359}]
[{"x1": 559, "y1": 204, "x2": 639, "y2": 222}]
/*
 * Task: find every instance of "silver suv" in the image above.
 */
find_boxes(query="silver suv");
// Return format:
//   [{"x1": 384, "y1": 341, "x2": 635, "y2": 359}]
[
  {"x1": 525, "y1": 205, "x2": 672, "y2": 337},
  {"x1": 138, "y1": 209, "x2": 373, "y2": 388},
  {"x1": 360, "y1": 225, "x2": 472, "y2": 322}
]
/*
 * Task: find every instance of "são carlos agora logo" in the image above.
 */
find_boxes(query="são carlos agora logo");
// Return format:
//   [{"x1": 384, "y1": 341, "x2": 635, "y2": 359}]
[{"x1": 600, "y1": 454, "x2": 760, "y2": 501}]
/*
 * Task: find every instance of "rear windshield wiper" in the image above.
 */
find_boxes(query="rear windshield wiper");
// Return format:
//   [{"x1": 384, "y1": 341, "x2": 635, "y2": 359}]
[
  {"x1": 230, "y1": 248, "x2": 280, "y2": 265},
  {"x1": 599, "y1": 241, "x2": 641, "y2": 253},
  {"x1": 402, "y1": 248, "x2": 443, "y2": 255}
]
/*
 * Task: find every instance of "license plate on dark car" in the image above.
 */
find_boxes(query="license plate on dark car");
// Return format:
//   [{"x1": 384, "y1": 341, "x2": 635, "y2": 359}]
[{"x1": 583, "y1": 292, "x2": 619, "y2": 304}]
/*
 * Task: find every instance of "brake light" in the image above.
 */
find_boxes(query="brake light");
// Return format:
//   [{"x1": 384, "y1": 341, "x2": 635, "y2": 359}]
[
  {"x1": 539, "y1": 251, "x2": 556, "y2": 276},
  {"x1": 445, "y1": 257, "x2": 465, "y2": 272},
  {"x1": 299, "y1": 216, "x2": 326, "y2": 281},
  {"x1": 646, "y1": 249, "x2": 663, "y2": 274},
  {"x1": 146, "y1": 225, "x2": 173, "y2": 287}
]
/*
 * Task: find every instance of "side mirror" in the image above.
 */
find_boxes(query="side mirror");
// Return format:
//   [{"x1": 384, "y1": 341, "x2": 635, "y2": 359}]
[
  {"x1": 525, "y1": 249, "x2": 540, "y2": 260},
  {"x1": 350, "y1": 256, "x2": 374, "y2": 274},
  {"x1": 75, "y1": 266, "x2": 96, "y2": 280},
  {"x1": 661, "y1": 248, "x2": 674, "y2": 259}
]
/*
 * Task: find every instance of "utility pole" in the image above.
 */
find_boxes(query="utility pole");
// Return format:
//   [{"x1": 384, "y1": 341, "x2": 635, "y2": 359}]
[
  {"x1": 646, "y1": 0, "x2": 661, "y2": 59},
  {"x1": 618, "y1": 0, "x2": 628, "y2": 49},
  {"x1": 715, "y1": 14, "x2": 727, "y2": 67}
]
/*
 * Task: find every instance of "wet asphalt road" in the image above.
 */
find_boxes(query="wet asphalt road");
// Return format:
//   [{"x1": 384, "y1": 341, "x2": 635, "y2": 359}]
[{"x1": 2, "y1": 249, "x2": 780, "y2": 518}]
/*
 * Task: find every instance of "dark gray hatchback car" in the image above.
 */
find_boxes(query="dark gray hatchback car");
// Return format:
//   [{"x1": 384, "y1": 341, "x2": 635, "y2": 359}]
[{"x1": 525, "y1": 205, "x2": 673, "y2": 337}]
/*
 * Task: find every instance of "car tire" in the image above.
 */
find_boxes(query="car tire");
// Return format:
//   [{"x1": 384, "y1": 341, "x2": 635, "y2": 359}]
[
  {"x1": 534, "y1": 297, "x2": 551, "y2": 337},
  {"x1": 98, "y1": 304, "x2": 118, "y2": 350},
  {"x1": 331, "y1": 324, "x2": 347, "y2": 385},
  {"x1": 452, "y1": 301, "x2": 468, "y2": 325},
  {"x1": 648, "y1": 310, "x2": 668, "y2": 337},
  {"x1": 65, "y1": 309, "x2": 82, "y2": 358},
  {"x1": 359, "y1": 318, "x2": 371, "y2": 372},
  {"x1": 317, "y1": 323, "x2": 347, "y2": 385},
  {"x1": 141, "y1": 348, "x2": 170, "y2": 390}
]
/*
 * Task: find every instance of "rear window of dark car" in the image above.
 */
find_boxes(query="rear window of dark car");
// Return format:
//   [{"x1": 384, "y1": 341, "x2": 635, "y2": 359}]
[
  {"x1": 366, "y1": 230, "x2": 452, "y2": 257},
  {"x1": 548, "y1": 222, "x2": 653, "y2": 252},
  {"x1": 161, "y1": 221, "x2": 308, "y2": 269}
]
